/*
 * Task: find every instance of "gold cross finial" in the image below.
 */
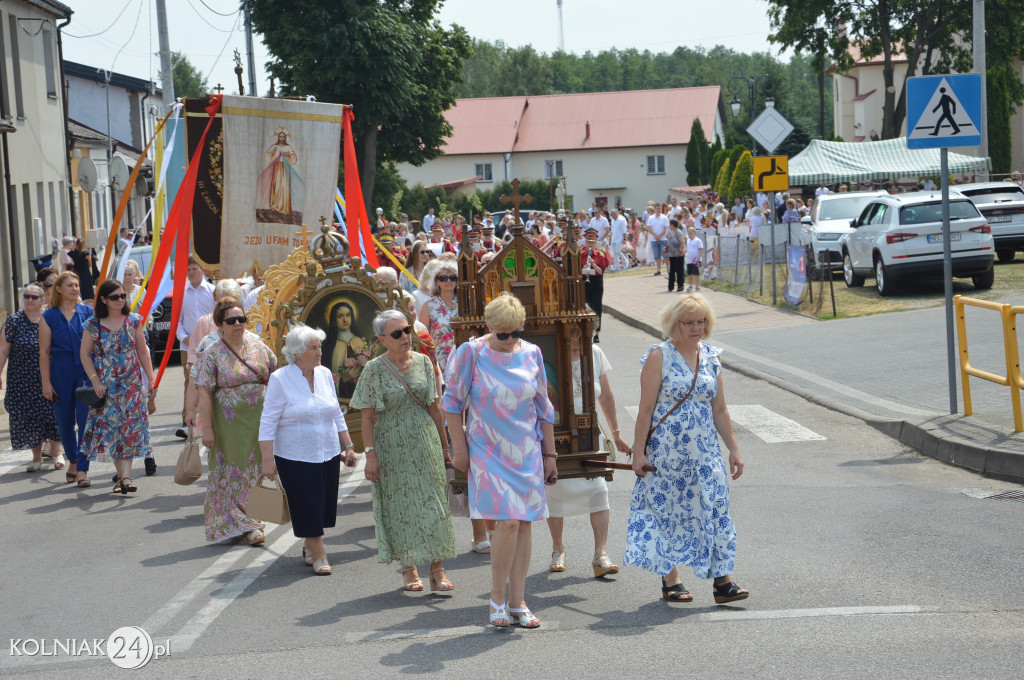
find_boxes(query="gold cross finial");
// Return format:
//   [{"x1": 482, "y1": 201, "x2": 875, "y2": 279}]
[
  {"x1": 295, "y1": 222, "x2": 315, "y2": 248},
  {"x1": 499, "y1": 178, "x2": 533, "y2": 227}
]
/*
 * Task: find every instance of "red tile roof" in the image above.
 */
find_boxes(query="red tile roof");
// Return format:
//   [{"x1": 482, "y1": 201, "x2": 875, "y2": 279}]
[
  {"x1": 441, "y1": 87, "x2": 723, "y2": 156},
  {"x1": 852, "y1": 88, "x2": 877, "y2": 102}
]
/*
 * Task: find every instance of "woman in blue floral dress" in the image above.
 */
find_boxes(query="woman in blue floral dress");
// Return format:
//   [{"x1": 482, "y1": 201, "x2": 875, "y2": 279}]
[
  {"x1": 80, "y1": 280, "x2": 156, "y2": 494},
  {"x1": 626, "y1": 294, "x2": 749, "y2": 605}
]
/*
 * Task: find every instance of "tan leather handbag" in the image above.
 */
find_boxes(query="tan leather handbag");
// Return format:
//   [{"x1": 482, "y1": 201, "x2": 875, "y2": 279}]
[
  {"x1": 246, "y1": 474, "x2": 291, "y2": 525},
  {"x1": 173, "y1": 427, "x2": 203, "y2": 486}
]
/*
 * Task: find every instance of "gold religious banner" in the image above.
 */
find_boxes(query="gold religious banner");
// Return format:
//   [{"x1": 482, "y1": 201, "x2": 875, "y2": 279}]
[
  {"x1": 253, "y1": 224, "x2": 414, "y2": 448},
  {"x1": 217, "y1": 95, "x2": 345, "y2": 276}
]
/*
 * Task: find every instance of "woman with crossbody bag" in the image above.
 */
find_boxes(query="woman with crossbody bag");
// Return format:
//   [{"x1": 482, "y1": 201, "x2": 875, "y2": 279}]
[
  {"x1": 625, "y1": 294, "x2": 749, "y2": 606},
  {"x1": 350, "y1": 309, "x2": 456, "y2": 592},
  {"x1": 195, "y1": 300, "x2": 277, "y2": 545}
]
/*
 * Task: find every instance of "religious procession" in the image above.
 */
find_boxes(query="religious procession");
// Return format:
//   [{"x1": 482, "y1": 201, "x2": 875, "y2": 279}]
[{"x1": 0, "y1": 83, "x2": 754, "y2": 630}]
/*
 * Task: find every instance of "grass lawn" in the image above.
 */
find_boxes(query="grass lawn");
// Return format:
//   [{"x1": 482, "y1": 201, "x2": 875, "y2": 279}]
[{"x1": 700, "y1": 258, "x2": 1024, "y2": 320}]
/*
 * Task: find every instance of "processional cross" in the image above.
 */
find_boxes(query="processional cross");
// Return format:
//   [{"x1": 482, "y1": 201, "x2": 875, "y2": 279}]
[{"x1": 500, "y1": 178, "x2": 533, "y2": 233}]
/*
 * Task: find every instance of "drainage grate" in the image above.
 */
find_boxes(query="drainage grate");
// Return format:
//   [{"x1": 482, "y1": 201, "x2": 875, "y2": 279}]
[{"x1": 986, "y1": 489, "x2": 1024, "y2": 503}]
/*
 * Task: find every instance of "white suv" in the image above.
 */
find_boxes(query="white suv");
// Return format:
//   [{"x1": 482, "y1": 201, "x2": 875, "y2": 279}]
[
  {"x1": 949, "y1": 182, "x2": 1024, "y2": 263},
  {"x1": 801, "y1": 191, "x2": 888, "y2": 278},
  {"x1": 841, "y1": 193, "x2": 995, "y2": 296}
]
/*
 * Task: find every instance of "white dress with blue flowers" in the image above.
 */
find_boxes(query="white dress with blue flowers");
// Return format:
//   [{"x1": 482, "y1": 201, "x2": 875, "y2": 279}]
[{"x1": 624, "y1": 341, "x2": 737, "y2": 579}]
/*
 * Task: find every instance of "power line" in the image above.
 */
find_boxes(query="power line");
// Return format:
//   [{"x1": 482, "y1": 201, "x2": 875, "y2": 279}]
[
  {"x1": 185, "y1": 0, "x2": 239, "y2": 33},
  {"x1": 207, "y1": 14, "x2": 242, "y2": 84},
  {"x1": 110, "y1": 0, "x2": 145, "y2": 72},
  {"x1": 64, "y1": 0, "x2": 135, "y2": 39},
  {"x1": 198, "y1": 0, "x2": 238, "y2": 17}
]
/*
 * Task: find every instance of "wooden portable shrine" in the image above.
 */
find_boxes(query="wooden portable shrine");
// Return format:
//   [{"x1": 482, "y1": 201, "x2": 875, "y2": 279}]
[{"x1": 449, "y1": 179, "x2": 614, "y2": 492}]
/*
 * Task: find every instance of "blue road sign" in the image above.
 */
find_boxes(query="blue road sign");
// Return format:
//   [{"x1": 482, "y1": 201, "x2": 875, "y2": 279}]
[{"x1": 906, "y1": 74, "x2": 983, "y2": 149}]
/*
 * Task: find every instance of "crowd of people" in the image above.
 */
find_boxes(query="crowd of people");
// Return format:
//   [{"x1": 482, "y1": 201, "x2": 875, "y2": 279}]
[{"x1": 2, "y1": 208, "x2": 752, "y2": 628}]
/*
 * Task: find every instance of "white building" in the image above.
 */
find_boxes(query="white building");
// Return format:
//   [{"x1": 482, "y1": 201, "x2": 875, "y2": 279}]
[
  {"x1": 0, "y1": 0, "x2": 72, "y2": 314},
  {"x1": 397, "y1": 87, "x2": 725, "y2": 212}
]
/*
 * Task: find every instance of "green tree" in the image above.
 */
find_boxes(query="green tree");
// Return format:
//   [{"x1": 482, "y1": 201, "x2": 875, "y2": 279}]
[
  {"x1": 252, "y1": 0, "x2": 472, "y2": 213},
  {"x1": 685, "y1": 118, "x2": 710, "y2": 185},
  {"x1": 729, "y1": 151, "x2": 753, "y2": 202},
  {"x1": 714, "y1": 158, "x2": 733, "y2": 202},
  {"x1": 167, "y1": 51, "x2": 207, "y2": 98},
  {"x1": 987, "y1": 65, "x2": 1012, "y2": 175}
]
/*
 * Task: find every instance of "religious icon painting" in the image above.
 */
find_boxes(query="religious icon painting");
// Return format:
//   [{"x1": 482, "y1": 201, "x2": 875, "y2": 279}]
[{"x1": 303, "y1": 289, "x2": 384, "y2": 401}]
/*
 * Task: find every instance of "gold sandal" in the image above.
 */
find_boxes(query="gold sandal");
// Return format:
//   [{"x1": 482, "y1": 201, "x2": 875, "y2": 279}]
[
  {"x1": 429, "y1": 567, "x2": 454, "y2": 592},
  {"x1": 592, "y1": 554, "x2": 619, "y2": 578},
  {"x1": 401, "y1": 566, "x2": 423, "y2": 591},
  {"x1": 549, "y1": 549, "x2": 567, "y2": 572}
]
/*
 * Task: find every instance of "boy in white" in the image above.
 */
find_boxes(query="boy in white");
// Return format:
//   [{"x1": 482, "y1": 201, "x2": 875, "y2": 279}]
[{"x1": 685, "y1": 227, "x2": 704, "y2": 292}]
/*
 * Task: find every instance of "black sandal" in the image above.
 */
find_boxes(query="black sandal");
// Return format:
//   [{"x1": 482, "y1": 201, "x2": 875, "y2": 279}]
[
  {"x1": 712, "y1": 578, "x2": 749, "y2": 604},
  {"x1": 661, "y1": 576, "x2": 693, "y2": 602},
  {"x1": 120, "y1": 477, "x2": 136, "y2": 494}
]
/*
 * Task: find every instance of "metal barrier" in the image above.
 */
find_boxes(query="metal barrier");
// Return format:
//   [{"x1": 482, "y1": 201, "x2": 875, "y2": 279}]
[{"x1": 954, "y1": 295, "x2": 1023, "y2": 432}]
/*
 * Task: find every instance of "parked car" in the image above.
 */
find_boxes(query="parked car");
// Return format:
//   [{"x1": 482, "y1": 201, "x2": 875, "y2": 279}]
[
  {"x1": 840, "y1": 193, "x2": 995, "y2": 296},
  {"x1": 948, "y1": 182, "x2": 1024, "y2": 262},
  {"x1": 800, "y1": 191, "x2": 888, "y2": 278}
]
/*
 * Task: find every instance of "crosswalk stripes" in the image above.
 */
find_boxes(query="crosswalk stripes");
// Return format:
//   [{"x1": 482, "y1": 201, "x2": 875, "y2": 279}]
[{"x1": 625, "y1": 404, "x2": 826, "y2": 443}]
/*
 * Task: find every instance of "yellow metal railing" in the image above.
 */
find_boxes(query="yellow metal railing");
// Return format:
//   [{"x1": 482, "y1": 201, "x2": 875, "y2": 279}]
[{"x1": 954, "y1": 295, "x2": 1022, "y2": 432}]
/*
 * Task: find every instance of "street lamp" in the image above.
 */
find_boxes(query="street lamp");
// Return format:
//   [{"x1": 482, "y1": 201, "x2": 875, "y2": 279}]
[{"x1": 727, "y1": 74, "x2": 776, "y2": 154}]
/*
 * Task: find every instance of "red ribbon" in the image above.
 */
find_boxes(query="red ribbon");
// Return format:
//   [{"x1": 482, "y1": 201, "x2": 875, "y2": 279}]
[
  {"x1": 139, "y1": 95, "x2": 223, "y2": 388},
  {"x1": 342, "y1": 108, "x2": 378, "y2": 267}
]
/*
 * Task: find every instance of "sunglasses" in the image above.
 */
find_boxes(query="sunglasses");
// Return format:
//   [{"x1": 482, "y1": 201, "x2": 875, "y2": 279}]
[
  {"x1": 436, "y1": 275, "x2": 458, "y2": 282},
  {"x1": 495, "y1": 329, "x2": 524, "y2": 341},
  {"x1": 224, "y1": 316, "x2": 247, "y2": 326},
  {"x1": 388, "y1": 325, "x2": 413, "y2": 340},
  {"x1": 23, "y1": 293, "x2": 41, "y2": 300},
  {"x1": 106, "y1": 294, "x2": 128, "y2": 301}
]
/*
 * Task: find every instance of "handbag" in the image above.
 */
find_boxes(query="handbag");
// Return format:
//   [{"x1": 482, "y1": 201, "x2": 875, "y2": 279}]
[
  {"x1": 75, "y1": 322, "x2": 105, "y2": 409},
  {"x1": 644, "y1": 351, "x2": 701, "y2": 450},
  {"x1": 246, "y1": 474, "x2": 291, "y2": 525},
  {"x1": 173, "y1": 426, "x2": 203, "y2": 485}
]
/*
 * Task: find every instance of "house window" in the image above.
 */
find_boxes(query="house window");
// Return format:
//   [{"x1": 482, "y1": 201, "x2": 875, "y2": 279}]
[
  {"x1": 474, "y1": 162, "x2": 493, "y2": 182},
  {"x1": 646, "y1": 155, "x2": 666, "y2": 175},
  {"x1": 544, "y1": 159, "x2": 564, "y2": 179},
  {"x1": 42, "y1": 25, "x2": 57, "y2": 98}
]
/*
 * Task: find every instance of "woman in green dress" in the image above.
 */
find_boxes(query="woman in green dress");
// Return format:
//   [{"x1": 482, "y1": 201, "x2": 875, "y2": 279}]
[
  {"x1": 351, "y1": 309, "x2": 456, "y2": 592},
  {"x1": 196, "y1": 300, "x2": 277, "y2": 545}
]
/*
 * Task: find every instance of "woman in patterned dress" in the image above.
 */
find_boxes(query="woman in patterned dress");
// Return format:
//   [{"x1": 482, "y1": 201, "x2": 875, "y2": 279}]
[
  {"x1": 626, "y1": 293, "x2": 749, "y2": 605},
  {"x1": 195, "y1": 300, "x2": 277, "y2": 545},
  {"x1": 80, "y1": 280, "x2": 156, "y2": 494},
  {"x1": 350, "y1": 310, "x2": 456, "y2": 592},
  {"x1": 0, "y1": 283, "x2": 61, "y2": 472},
  {"x1": 444, "y1": 293, "x2": 558, "y2": 629}
]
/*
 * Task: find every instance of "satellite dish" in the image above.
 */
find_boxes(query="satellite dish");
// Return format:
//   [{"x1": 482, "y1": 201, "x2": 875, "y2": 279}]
[
  {"x1": 110, "y1": 156, "x2": 130, "y2": 190},
  {"x1": 77, "y1": 157, "x2": 97, "y2": 192},
  {"x1": 135, "y1": 173, "x2": 150, "y2": 197}
]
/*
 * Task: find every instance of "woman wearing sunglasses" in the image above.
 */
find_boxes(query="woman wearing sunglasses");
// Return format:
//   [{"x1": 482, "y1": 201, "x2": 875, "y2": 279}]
[
  {"x1": 0, "y1": 283, "x2": 61, "y2": 473},
  {"x1": 79, "y1": 280, "x2": 156, "y2": 494},
  {"x1": 443, "y1": 293, "x2": 558, "y2": 629},
  {"x1": 350, "y1": 310, "x2": 456, "y2": 592},
  {"x1": 195, "y1": 300, "x2": 277, "y2": 545}
]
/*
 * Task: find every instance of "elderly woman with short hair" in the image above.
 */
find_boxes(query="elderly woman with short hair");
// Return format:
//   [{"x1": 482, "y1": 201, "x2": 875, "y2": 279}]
[
  {"x1": 350, "y1": 309, "x2": 456, "y2": 592},
  {"x1": 259, "y1": 324, "x2": 356, "y2": 576}
]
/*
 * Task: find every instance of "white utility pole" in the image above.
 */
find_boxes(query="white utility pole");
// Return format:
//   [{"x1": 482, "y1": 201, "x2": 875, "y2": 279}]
[
  {"x1": 556, "y1": 0, "x2": 565, "y2": 52},
  {"x1": 243, "y1": 0, "x2": 258, "y2": 97},
  {"x1": 156, "y1": 0, "x2": 174, "y2": 106},
  {"x1": 973, "y1": 0, "x2": 988, "y2": 178}
]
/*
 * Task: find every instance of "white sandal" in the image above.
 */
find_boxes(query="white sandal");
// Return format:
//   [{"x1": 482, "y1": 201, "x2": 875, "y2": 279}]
[
  {"x1": 472, "y1": 539, "x2": 491, "y2": 554},
  {"x1": 312, "y1": 557, "x2": 331, "y2": 576},
  {"x1": 489, "y1": 600, "x2": 509, "y2": 627},
  {"x1": 550, "y1": 549, "x2": 566, "y2": 572},
  {"x1": 508, "y1": 607, "x2": 541, "y2": 629}
]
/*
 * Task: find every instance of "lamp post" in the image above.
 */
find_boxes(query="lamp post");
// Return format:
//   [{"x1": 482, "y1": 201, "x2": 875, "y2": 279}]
[{"x1": 727, "y1": 74, "x2": 776, "y2": 155}]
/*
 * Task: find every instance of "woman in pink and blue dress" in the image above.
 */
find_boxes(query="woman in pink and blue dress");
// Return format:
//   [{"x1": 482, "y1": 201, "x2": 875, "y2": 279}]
[
  {"x1": 79, "y1": 280, "x2": 157, "y2": 494},
  {"x1": 444, "y1": 293, "x2": 558, "y2": 629}
]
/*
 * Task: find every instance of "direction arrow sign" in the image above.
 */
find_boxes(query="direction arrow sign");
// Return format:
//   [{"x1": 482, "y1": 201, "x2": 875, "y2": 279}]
[
  {"x1": 752, "y1": 155, "x2": 788, "y2": 192},
  {"x1": 747, "y1": 107, "x2": 794, "y2": 155},
  {"x1": 906, "y1": 74, "x2": 982, "y2": 149}
]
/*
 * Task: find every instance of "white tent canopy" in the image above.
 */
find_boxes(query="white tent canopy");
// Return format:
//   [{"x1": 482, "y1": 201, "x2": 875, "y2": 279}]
[{"x1": 789, "y1": 138, "x2": 989, "y2": 186}]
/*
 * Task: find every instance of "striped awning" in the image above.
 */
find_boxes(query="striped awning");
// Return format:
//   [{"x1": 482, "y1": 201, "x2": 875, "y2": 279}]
[{"x1": 789, "y1": 137, "x2": 990, "y2": 185}]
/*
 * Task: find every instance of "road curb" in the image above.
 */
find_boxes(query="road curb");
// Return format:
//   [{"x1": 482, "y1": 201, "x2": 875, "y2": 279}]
[{"x1": 603, "y1": 303, "x2": 1024, "y2": 485}]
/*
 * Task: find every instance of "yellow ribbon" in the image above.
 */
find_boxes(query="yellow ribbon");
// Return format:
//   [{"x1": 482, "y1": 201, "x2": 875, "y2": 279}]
[{"x1": 371, "y1": 236, "x2": 418, "y2": 287}]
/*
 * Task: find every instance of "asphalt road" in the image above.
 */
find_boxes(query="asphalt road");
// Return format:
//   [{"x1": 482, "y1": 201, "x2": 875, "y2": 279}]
[{"x1": 1, "y1": 317, "x2": 1022, "y2": 678}]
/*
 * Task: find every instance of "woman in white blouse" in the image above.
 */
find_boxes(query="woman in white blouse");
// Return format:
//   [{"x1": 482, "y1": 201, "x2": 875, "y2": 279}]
[{"x1": 259, "y1": 324, "x2": 357, "y2": 576}]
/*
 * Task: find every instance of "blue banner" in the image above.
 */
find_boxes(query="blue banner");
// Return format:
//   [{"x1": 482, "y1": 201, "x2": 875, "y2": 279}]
[{"x1": 784, "y1": 244, "x2": 806, "y2": 305}]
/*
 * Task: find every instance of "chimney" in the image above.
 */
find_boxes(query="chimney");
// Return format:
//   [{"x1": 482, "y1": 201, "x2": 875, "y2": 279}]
[{"x1": 585, "y1": 120, "x2": 591, "y2": 139}]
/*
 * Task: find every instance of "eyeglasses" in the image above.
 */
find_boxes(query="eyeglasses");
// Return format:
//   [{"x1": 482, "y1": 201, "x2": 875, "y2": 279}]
[
  {"x1": 106, "y1": 294, "x2": 127, "y2": 301},
  {"x1": 495, "y1": 329, "x2": 524, "y2": 341},
  {"x1": 388, "y1": 325, "x2": 413, "y2": 339},
  {"x1": 224, "y1": 316, "x2": 247, "y2": 326},
  {"x1": 680, "y1": 319, "x2": 707, "y2": 329},
  {"x1": 436, "y1": 275, "x2": 458, "y2": 282},
  {"x1": 23, "y1": 293, "x2": 41, "y2": 300}
]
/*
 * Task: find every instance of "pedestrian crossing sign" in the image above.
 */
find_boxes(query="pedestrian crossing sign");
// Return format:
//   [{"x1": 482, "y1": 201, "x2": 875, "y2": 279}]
[{"x1": 906, "y1": 74, "x2": 982, "y2": 149}]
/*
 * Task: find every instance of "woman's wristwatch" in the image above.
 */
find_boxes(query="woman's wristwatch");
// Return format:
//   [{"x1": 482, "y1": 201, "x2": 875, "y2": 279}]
[
  {"x1": 344, "y1": 443, "x2": 355, "y2": 451},
  {"x1": 542, "y1": 453, "x2": 558, "y2": 459}
]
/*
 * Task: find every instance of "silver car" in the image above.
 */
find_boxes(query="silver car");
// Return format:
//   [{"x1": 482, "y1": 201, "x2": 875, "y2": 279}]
[
  {"x1": 800, "y1": 191, "x2": 888, "y2": 278},
  {"x1": 950, "y1": 182, "x2": 1024, "y2": 262}
]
